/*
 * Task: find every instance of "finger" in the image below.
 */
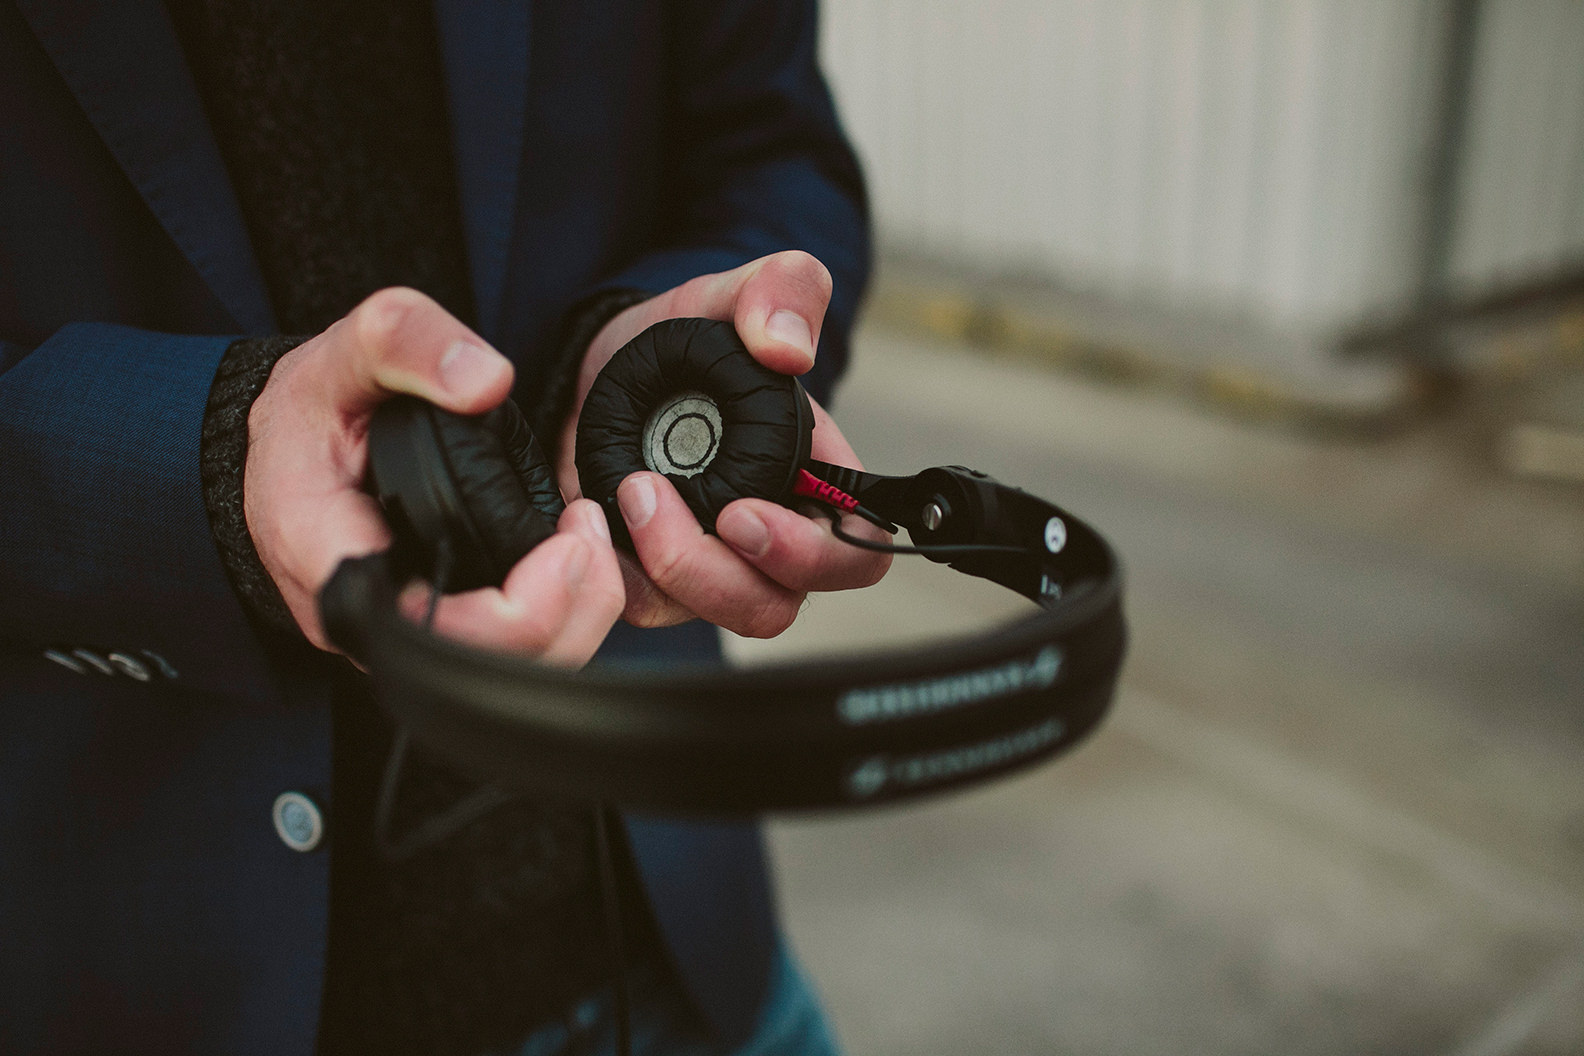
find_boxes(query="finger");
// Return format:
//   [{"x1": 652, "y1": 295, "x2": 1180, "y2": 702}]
[
  {"x1": 404, "y1": 532, "x2": 594, "y2": 660},
  {"x1": 598, "y1": 251, "x2": 833, "y2": 376},
  {"x1": 617, "y1": 472, "x2": 804, "y2": 638},
  {"x1": 397, "y1": 503, "x2": 626, "y2": 667},
  {"x1": 307, "y1": 287, "x2": 514, "y2": 418},
  {"x1": 728, "y1": 250, "x2": 832, "y2": 376},
  {"x1": 616, "y1": 552, "x2": 698, "y2": 630},
  {"x1": 712, "y1": 388, "x2": 890, "y2": 591},
  {"x1": 539, "y1": 500, "x2": 627, "y2": 666},
  {"x1": 715, "y1": 498, "x2": 891, "y2": 593}
]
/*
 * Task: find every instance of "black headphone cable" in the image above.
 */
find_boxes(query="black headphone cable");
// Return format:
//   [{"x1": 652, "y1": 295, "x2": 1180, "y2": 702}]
[
  {"x1": 806, "y1": 490, "x2": 1029, "y2": 559},
  {"x1": 373, "y1": 540, "x2": 522, "y2": 863}
]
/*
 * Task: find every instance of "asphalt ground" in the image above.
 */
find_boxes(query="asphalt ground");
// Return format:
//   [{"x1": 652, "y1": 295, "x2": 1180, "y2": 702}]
[{"x1": 724, "y1": 322, "x2": 1584, "y2": 1056}]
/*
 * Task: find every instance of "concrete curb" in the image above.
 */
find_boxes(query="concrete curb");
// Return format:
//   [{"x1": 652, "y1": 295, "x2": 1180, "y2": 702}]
[{"x1": 862, "y1": 272, "x2": 1426, "y2": 438}]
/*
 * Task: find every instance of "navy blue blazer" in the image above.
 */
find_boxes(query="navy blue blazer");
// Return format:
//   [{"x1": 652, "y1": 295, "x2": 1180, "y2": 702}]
[{"x1": 0, "y1": 2, "x2": 869, "y2": 1053}]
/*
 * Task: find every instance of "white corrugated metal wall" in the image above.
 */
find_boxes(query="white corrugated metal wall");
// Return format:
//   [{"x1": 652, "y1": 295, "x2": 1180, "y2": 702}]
[
  {"x1": 1450, "y1": 1, "x2": 1584, "y2": 291},
  {"x1": 819, "y1": 1, "x2": 1584, "y2": 339}
]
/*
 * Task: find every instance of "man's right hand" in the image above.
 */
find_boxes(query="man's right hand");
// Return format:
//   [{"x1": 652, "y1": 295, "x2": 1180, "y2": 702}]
[{"x1": 244, "y1": 287, "x2": 626, "y2": 666}]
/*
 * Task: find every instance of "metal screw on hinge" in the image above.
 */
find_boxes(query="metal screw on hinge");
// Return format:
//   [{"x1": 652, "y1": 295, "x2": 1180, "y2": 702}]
[{"x1": 921, "y1": 500, "x2": 946, "y2": 531}]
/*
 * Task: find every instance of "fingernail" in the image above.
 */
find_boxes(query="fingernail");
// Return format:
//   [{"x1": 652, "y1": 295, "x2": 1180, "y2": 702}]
[
  {"x1": 397, "y1": 582, "x2": 430, "y2": 620},
  {"x1": 563, "y1": 539, "x2": 590, "y2": 589},
  {"x1": 584, "y1": 502, "x2": 611, "y2": 544},
  {"x1": 618, "y1": 474, "x2": 657, "y2": 529},
  {"x1": 765, "y1": 310, "x2": 814, "y2": 365},
  {"x1": 720, "y1": 507, "x2": 770, "y2": 557},
  {"x1": 439, "y1": 340, "x2": 508, "y2": 396}
]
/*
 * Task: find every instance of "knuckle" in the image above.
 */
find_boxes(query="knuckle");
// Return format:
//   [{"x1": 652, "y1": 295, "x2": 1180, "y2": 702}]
[
  {"x1": 679, "y1": 270, "x2": 724, "y2": 307},
  {"x1": 622, "y1": 603, "x2": 667, "y2": 629},
  {"x1": 856, "y1": 552, "x2": 893, "y2": 588},
  {"x1": 639, "y1": 541, "x2": 692, "y2": 594},
  {"x1": 617, "y1": 565, "x2": 685, "y2": 629},
  {"x1": 772, "y1": 250, "x2": 832, "y2": 300},
  {"x1": 624, "y1": 594, "x2": 687, "y2": 629},
  {"x1": 507, "y1": 607, "x2": 561, "y2": 653},
  {"x1": 737, "y1": 595, "x2": 801, "y2": 639},
  {"x1": 351, "y1": 287, "x2": 430, "y2": 351}
]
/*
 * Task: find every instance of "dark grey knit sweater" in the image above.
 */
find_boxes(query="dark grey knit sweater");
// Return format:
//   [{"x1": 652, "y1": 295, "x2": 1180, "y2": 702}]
[{"x1": 169, "y1": 2, "x2": 653, "y2": 1053}]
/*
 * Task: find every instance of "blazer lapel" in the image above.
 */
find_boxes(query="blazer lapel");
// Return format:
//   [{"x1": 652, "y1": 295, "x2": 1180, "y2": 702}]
[
  {"x1": 434, "y1": 0, "x2": 531, "y2": 342},
  {"x1": 15, "y1": 0, "x2": 275, "y2": 333}
]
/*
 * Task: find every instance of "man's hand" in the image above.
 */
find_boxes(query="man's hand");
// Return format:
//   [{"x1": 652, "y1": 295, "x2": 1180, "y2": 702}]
[
  {"x1": 247, "y1": 287, "x2": 625, "y2": 666},
  {"x1": 556, "y1": 251, "x2": 891, "y2": 637}
]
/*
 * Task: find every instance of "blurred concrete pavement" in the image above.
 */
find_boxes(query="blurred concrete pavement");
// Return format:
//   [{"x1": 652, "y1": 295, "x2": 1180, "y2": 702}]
[{"x1": 724, "y1": 322, "x2": 1584, "y2": 1056}]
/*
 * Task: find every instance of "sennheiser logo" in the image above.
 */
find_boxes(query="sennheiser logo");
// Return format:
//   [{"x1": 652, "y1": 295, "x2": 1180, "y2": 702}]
[
  {"x1": 836, "y1": 646, "x2": 1063, "y2": 725},
  {"x1": 845, "y1": 718, "x2": 1066, "y2": 799}
]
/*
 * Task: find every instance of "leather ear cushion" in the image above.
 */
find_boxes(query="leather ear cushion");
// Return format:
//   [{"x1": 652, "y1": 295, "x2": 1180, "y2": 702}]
[
  {"x1": 426, "y1": 399, "x2": 566, "y2": 590},
  {"x1": 575, "y1": 317, "x2": 813, "y2": 545}
]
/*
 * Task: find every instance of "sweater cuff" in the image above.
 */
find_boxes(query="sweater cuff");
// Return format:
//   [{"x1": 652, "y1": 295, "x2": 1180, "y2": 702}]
[
  {"x1": 199, "y1": 335, "x2": 307, "y2": 637},
  {"x1": 526, "y1": 288, "x2": 651, "y2": 460}
]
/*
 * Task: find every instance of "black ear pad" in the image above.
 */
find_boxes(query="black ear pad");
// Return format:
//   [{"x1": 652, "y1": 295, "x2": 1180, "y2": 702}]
[
  {"x1": 368, "y1": 396, "x2": 565, "y2": 592},
  {"x1": 574, "y1": 318, "x2": 814, "y2": 546}
]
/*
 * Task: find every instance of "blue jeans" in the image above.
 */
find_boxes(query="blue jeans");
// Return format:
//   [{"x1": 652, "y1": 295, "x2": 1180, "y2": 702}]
[{"x1": 505, "y1": 946, "x2": 840, "y2": 1056}]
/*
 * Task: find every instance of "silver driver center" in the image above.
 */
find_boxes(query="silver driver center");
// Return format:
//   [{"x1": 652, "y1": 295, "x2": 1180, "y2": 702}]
[{"x1": 642, "y1": 391, "x2": 723, "y2": 478}]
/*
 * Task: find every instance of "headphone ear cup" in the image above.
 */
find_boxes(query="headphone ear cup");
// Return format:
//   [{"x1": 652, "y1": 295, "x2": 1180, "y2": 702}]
[
  {"x1": 575, "y1": 318, "x2": 814, "y2": 547},
  {"x1": 368, "y1": 396, "x2": 565, "y2": 592},
  {"x1": 429, "y1": 400, "x2": 566, "y2": 587}
]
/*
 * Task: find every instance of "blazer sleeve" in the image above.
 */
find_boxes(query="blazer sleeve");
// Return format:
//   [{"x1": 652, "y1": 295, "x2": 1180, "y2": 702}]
[
  {"x1": 0, "y1": 325, "x2": 280, "y2": 703},
  {"x1": 590, "y1": 0, "x2": 870, "y2": 407}
]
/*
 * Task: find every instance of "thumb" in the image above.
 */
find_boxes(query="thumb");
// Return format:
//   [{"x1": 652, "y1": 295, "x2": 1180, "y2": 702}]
[
  {"x1": 727, "y1": 250, "x2": 833, "y2": 376},
  {"x1": 640, "y1": 251, "x2": 834, "y2": 376},
  {"x1": 316, "y1": 287, "x2": 514, "y2": 416}
]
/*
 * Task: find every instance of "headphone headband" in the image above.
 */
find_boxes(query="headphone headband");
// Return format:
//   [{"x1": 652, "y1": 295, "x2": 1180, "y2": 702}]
[{"x1": 321, "y1": 464, "x2": 1125, "y2": 814}]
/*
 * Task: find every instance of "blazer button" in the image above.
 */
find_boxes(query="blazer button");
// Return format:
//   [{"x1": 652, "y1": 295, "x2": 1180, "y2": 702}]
[{"x1": 271, "y1": 792, "x2": 325, "y2": 852}]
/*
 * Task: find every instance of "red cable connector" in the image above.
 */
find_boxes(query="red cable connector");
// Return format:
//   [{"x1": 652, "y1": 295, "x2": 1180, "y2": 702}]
[{"x1": 792, "y1": 468, "x2": 860, "y2": 513}]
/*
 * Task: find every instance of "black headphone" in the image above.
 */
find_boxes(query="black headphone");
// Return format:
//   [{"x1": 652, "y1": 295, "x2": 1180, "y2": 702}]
[{"x1": 320, "y1": 318, "x2": 1126, "y2": 815}]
